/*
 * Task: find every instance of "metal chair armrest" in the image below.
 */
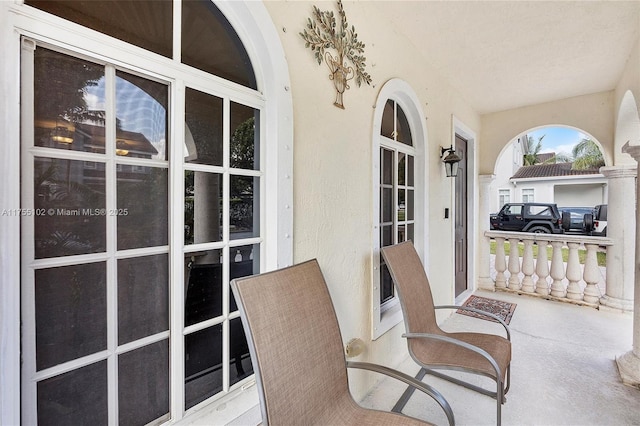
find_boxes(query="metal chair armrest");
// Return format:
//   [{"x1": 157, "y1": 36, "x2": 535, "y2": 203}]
[
  {"x1": 347, "y1": 361, "x2": 455, "y2": 426},
  {"x1": 435, "y1": 305, "x2": 511, "y2": 340}
]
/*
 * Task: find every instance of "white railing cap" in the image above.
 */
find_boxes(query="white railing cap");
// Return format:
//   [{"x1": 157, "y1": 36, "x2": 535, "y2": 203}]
[{"x1": 485, "y1": 230, "x2": 614, "y2": 246}]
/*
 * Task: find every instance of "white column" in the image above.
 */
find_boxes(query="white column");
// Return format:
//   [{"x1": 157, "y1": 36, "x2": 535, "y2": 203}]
[
  {"x1": 616, "y1": 143, "x2": 640, "y2": 387},
  {"x1": 600, "y1": 165, "x2": 636, "y2": 311},
  {"x1": 478, "y1": 174, "x2": 495, "y2": 290}
]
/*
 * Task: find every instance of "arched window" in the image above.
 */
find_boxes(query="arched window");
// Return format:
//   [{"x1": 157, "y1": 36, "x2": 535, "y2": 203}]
[
  {"x1": 16, "y1": 1, "x2": 291, "y2": 424},
  {"x1": 372, "y1": 80, "x2": 427, "y2": 339}
]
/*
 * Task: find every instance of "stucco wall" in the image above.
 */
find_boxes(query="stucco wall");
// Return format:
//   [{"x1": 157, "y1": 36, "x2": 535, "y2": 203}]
[
  {"x1": 479, "y1": 92, "x2": 615, "y2": 175},
  {"x1": 263, "y1": 1, "x2": 481, "y2": 398}
]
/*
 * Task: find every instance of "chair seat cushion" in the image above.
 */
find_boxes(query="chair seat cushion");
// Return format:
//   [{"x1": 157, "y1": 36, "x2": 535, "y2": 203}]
[{"x1": 409, "y1": 332, "x2": 511, "y2": 381}]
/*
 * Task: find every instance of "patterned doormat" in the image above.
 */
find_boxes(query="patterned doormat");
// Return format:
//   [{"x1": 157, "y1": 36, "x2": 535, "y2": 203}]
[{"x1": 457, "y1": 295, "x2": 517, "y2": 325}]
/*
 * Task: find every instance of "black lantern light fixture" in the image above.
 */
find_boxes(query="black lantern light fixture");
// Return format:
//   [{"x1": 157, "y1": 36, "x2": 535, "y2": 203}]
[{"x1": 440, "y1": 145, "x2": 462, "y2": 178}]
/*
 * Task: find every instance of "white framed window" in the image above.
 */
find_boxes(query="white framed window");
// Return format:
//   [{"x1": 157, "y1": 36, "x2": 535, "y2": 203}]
[
  {"x1": 499, "y1": 189, "x2": 511, "y2": 206},
  {"x1": 372, "y1": 80, "x2": 427, "y2": 339},
  {"x1": 522, "y1": 188, "x2": 535, "y2": 202},
  {"x1": 8, "y1": 1, "x2": 293, "y2": 425}
]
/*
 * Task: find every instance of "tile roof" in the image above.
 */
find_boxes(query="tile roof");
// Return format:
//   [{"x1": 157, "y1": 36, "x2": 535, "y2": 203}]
[
  {"x1": 537, "y1": 153, "x2": 556, "y2": 163},
  {"x1": 511, "y1": 162, "x2": 601, "y2": 179}
]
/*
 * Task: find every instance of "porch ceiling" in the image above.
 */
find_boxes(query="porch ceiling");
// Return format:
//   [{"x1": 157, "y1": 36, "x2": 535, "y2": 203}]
[{"x1": 370, "y1": 1, "x2": 640, "y2": 114}]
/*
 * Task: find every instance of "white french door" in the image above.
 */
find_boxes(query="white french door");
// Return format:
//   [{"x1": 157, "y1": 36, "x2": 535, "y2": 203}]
[{"x1": 20, "y1": 38, "x2": 264, "y2": 425}]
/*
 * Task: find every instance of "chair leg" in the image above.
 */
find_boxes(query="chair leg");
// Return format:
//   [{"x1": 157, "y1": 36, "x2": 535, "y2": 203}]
[
  {"x1": 393, "y1": 366, "x2": 506, "y2": 425},
  {"x1": 391, "y1": 368, "x2": 428, "y2": 413},
  {"x1": 496, "y1": 377, "x2": 503, "y2": 426}
]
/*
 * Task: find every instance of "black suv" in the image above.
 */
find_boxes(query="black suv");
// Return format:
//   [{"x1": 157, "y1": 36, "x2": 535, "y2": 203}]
[
  {"x1": 584, "y1": 204, "x2": 607, "y2": 236},
  {"x1": 490, "y1": 203, "x2": 566, "y2": 234}
]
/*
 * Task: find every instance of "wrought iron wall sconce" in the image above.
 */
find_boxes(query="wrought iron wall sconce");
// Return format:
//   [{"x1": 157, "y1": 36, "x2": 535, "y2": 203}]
[{"x1": 441, "y1": 145, "x2": 462, "y2": 177}]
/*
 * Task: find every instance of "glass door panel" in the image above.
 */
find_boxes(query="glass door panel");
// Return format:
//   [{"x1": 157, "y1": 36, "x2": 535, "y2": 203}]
[
  {"x1": 184, "y1": 171, "x2": 223, "y2": 245},
  {"x1": 184, "y1": 88, "x2": 223, "y2": 166},
  {"x1": 33, "y1": 157, "x2": 106, "y2": 258},
  {"x1": 230, "y1": 175, "x2": 260, "y2": 240},
  {"x1": 25, "y1": 46, "x2": 170, "y2": 426},
  {"x1": 115, "y1": 71, "x2": 168, "y2": 160},
  {"x1": 35, "y1": 262, "x2": 107, "y2": 370},
  {"x1": 117, "y1": 254, "x2": 169, "y2": 345},
  {"x1": 230, "y1": 102, "x2": 259, "y2": 170},
  {"x1": 116, "y1": 167, "x2": 168, "y2": 249}
]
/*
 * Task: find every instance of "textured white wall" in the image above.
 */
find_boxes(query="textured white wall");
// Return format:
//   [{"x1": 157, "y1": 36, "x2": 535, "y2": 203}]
[{"x1": 263, "y1": 0, "x2": 481, "y2": 399}]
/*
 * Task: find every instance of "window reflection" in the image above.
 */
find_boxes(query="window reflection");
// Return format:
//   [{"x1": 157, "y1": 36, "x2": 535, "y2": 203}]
[
  {"x1": 184, "y1": 171, "x2": 223, "y2": 245},
  {"x1": 34, "y1": 157, "x2": 106, "y2": 259},
  {"x1": 34, "y1": 48, "x2": 105, "y2": 154},
  {"x1": 229, "y1": 244, "x2": 260, "y2": 312},
  {"x1": 184, "y1": 88, "x2": 223, "y2": 166},
  {"x1": 395, "y1": 103, "x2": 412, "y2": 146},
  {"x1": 380, "y1": 100, "x2": 394, "y2": 139},
  {"x1": 116, "y1": 71, "x2": 168, "y2": 160},
  {"x1": 230, "y1": 103, "x2": 259, "y2": 170},
  {"x1": 117, "y1": 167, "x2": 168, "y2": 250},
  {"x1": 230, "y1": 176, "x2": 259, "y2": 239},
  {"x1": 185, "y1": 249, "x2": 223, "y2": 327}
]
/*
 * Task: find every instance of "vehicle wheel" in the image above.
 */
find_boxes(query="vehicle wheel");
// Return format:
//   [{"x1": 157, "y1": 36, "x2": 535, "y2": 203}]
[
  {"x1": 583, "y1": 213, "x2": 594, "y2": 233},
  {"x1": 528, "y1": 226, "x2": 550, "y2": 234},
  {"x1": 561, "y1": 211, "x2": 571, "y2": 232}
]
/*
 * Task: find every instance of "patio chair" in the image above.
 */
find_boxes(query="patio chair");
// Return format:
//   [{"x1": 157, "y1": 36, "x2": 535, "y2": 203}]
[
  {"x1": 381, "y1": 241, "x2": 512, "y2": 426},
  {"x1": 231, "y1": 259, "x2": 455, "y2": 426}
]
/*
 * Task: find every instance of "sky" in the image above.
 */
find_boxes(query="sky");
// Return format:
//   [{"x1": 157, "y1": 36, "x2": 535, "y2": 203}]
[{"x1": 528, "y1": 127, "x2": 587, "y2": 158}]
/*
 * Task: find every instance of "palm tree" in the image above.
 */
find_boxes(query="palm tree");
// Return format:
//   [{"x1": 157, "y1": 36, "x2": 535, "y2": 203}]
[
  {"x1": 571, "y1": 138, "x2": 604, "y2": 170},
  {"x1": 523, "y1": 135, "x2": 542, "y2": 166},
  {"x1": 523, "y1": 134, "x2": 547, "y2": 165}
]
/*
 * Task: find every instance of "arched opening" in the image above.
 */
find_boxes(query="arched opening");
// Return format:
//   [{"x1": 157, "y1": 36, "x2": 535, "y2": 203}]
[
  {"x1": 491, "y1": 125, "x2": 608, "y2": 219},
  {"x1": 615, "y1": 90, "x2": 640, "y2": 165}
]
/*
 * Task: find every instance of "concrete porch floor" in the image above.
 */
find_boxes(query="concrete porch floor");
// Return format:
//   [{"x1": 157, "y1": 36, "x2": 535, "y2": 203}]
[{"x1": 360, "y1": 290, "x2": 639, "y2": 425}]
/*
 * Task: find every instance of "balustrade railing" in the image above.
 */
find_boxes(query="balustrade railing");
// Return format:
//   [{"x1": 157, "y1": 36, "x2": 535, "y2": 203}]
[{"x1": 485, "y1": 231, "x2": 614, "y2": 306}]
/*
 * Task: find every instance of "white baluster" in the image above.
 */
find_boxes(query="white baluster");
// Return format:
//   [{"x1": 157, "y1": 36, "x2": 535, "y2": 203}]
[
  {"x1": 535, "y1": 239, "x2": 550, "y2": 295},
  {"x1": 582, "y1": 243, "x2": 601, "y2": 304},
  {"x1": 495, "y1": 237, "x2": 507, "y2": 288},
  {"x1": 565, "y1": 242, "x2": 583, "y2": 300},
  {"x1": 521, "y1": 239, "x2": 535, "y2": 293},
  {"x1": 550, "y1": 241, "x2": 566, "y2": 297},
  {"x1": 508, "y1": 238, "x2": 521, "y2": 290}
]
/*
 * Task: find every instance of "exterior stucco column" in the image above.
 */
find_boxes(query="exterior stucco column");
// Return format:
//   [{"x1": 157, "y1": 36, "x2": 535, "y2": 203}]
[
  {"x1": 616, "y1": 143, "x2": 640, "y2": 388},
  {"x1": 478, "y1": 174, "x2": 495, "y2": 290},
  {"x1": 600, "y1": 165, "x2": 636, "y2": 311}
]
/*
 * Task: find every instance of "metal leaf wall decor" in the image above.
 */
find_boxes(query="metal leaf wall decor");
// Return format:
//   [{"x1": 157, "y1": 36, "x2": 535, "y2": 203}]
[{"x1": 300, "y1": 0, "x2": 372, "y2": 109}]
